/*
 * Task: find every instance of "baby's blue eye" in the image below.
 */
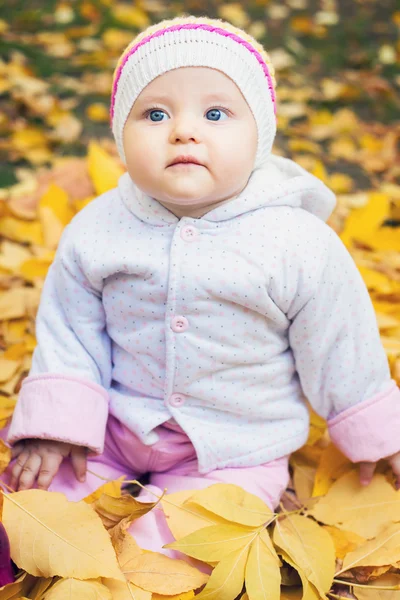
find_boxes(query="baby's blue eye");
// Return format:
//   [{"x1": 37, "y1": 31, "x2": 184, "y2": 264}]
[
  {"x1": 148, "y1": 110, "x2": 169, "y2": 122},
  {"x1": 206, "y1": 109, "x2": 228, "y2": 121}
]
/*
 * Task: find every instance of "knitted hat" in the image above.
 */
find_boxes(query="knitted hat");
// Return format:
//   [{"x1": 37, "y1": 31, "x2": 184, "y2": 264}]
[{"x1": 110, "y1": 15, "x2": 277, "y2": 170}]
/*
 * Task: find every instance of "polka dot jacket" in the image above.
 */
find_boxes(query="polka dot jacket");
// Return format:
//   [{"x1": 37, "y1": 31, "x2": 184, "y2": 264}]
[{"x1": 7, "y1": 155, "x2": 400, "y2": 473}]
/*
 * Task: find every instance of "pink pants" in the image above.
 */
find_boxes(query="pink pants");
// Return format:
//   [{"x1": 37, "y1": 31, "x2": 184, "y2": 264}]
[{"x1": 1, "y1": 415, "x2": 290, "y2": 555}]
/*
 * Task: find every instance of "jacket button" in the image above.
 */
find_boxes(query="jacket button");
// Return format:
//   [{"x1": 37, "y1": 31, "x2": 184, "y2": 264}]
[
  {"x1": 171, "y1": 315, "x2": 189, "y2": 332},
  {"x1": 181, "y1": 226, "x2": 199, "y2": 241},
  {"x1": 167, "y1": 393, "x2": 186, "y2": 407}
]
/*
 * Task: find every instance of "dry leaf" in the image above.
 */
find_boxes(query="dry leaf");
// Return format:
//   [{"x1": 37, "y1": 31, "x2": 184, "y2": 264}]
[
  {"x1": 0, "y1": 440, "x2": 11, "y2": 475},
  {"x1": 273, "y1": 514, "x2": 335, "y2": 597},
  {"x1": 120, "y1": 551, "x2": 208, "y2": 595},
  {"x1": 83, "y1": 478, "x2": 125, "y2": 504},
  {"x1": 2, "y1": 490, "x2": 124, "y2": 580},
  {"x1": 162, "y1": 490, "x2": 222, "y2": 540},
  {"x1": 323, "y1": 526, "x2": 366, "y2": 560},
  {"x1": 353, "y1": 573, "x2": 400, "y2": 599},
  {"x1": 195, "y1": 545, "x2": 250, "y2": 600},
  {"x1": 91, "y1": 493, "x2": 157, "y2": 529},
  {"x1": 312, "y1": 443, "x2": 353, "y2": 497},
  {"x1": 342, "y1": 522, "x2": 400, "y2": 573},
  {"x1": 102, "y1": 578, "x2": 151, "y2": 600},
  {"x1": 87, "y1": 141, "x2": 124, "y2": 196},
  {"x1": 166, "y1": 523, "x2": 259, "y2": 563},
  {"x1": 44, "y1": 578, "x2": 112, "y2": 599},
  {"x1": 186, "y1": 484, "x2": 272, "y2": 527},
  {"x1": 308, "y1": 471, "x2": 400, "y2": 538},
  {"x1": 245, "y1": 531, "x2": 281, "y2": 600}
]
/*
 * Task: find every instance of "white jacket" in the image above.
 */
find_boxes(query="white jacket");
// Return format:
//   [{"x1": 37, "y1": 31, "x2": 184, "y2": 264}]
[{"x1": 8, "y1": 155, "x2": 400, "y2": 472}]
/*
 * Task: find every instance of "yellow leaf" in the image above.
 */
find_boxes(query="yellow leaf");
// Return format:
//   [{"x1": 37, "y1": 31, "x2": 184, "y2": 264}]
[
  {"x1": 308, "y1": 471, "x2": 400, "y2": 538},
  {"x1": 111, "y1": 5, "x2": 150, "y2": 28},
  {"x1": 120, "y1": 551, "x2": 208, "y2": 595},
  {"x1": 102, "y1": 578, "x2": 151, "y2": 600},
  {"x1": 340, "y1": 192, "x2": 391, "y2": 247},
  {"x1": 245, "y1": 530, "x2": 281, "y2": 600},
  {"x1": 280, "y1": 588, "x2": 303, "y2": 600},
  {"x1": 278, "y1": 549, "x2": 320, "y2": 600},
  {"x1": 0, "y1": 439, "x2": 11, "y2": 475},
  {"x1": 86, "y1": 103, "x2": 109, "y2": 122},
  {"x1": 0, "y1": 359, "x2": 21, "y2": 383},
  {"x1": 306, "y1": 407, "x2": 327, "y2": 445},
  {"x1": 195, "y1": 545, "x2": 250, "y2": 600},
  {"x1": 0, "y1": 241, "x2": 32, "y2": 272},
  {"x1": 0, "y1": 397, "x2": 17, "y2": 429},
  {"x1": 363, "y1": 227, "x2": 400, "y2": 253},
  {"x1": 0, "y1": 217, "x2": 43, "y2": 246},
  {"x1": 87, "y1": 141, "x2": 124, "y2": 196},
  {"x1": 312, "y1": 443, "x2": 353, "y2": 497},
  {"x1": 166, "y1": 523, "x2": 259, "y2": 563},
  {"x1": 342, "y1": 522, "x2": 400, "y2": 572},
  {"x1": 273, "y1": 514, "x2": 335, "y2": 597},
  {"x1": 0, "y1": 289, "x2": 26, "y2": 320},
  {"x1": 84, "y1": 478, "x2": 125, "y2": 504},
  {"x1": 2, "y1": 490, "x2": 124, "y2": 580},
  {"x1": 353, "y1": 573, "x2": 400, "y2": 599},
  {"x1": 44, "y1": 578, "x2": 112, "y2": 599},
  {"x1": 0, "y1": 572, "x2": 37, "y2": 600},
  {"x1": 153, "y1": 592, "x2": 194, "y2": 600},
  {"x1": 38, "y1": 183, "x2": 74, "y2": 249},
  {"x1": 19, "y1": 257, "x2": 52, "y2": 282},
  {"x1": 323, "y1": 525, "x2": 366, "y2": 560},
  {"x1": 186, "y1": 484, "x2": 272, "y2": 527},
  {"x1": 91, "y1": 492, "x2": 157, "y2": 529},
  {"x1": 162, "y1": 489, "x2": 223, "y2": 540}
]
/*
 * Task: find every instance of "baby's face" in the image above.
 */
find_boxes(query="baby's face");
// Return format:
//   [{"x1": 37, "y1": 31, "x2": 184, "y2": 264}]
[{"x1": 122, "y1": 67, "x2": 258, "y2": 218}]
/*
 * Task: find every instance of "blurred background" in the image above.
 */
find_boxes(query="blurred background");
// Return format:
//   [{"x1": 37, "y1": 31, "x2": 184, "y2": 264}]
[
  {"x1": 0, "y1": 0, "x2": 399, "y2": 411},
  {"x1": 0, "y1": 0, "x2": 399, "y2": 190}
]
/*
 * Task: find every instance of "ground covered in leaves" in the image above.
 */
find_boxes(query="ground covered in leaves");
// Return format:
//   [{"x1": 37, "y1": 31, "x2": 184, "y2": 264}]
[{"x1": 0, "y1": 0, "x2": 399, "y2": 599}]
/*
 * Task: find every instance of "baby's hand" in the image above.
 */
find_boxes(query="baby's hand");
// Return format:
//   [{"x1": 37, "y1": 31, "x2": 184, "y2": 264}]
[
  {"x1": 359, "y1": 451, "x2": 400, "y2": 489},
  {"x1": 9, "y1": 439, "x2": 87, "y2": 492}
]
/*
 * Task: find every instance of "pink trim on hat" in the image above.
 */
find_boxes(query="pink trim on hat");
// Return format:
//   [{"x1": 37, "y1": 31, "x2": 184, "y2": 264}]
[{"x1": 110, "y1": 23, "x2": 276, "y2": 122}]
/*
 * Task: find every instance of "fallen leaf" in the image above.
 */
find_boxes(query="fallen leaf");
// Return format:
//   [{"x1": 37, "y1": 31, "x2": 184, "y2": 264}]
[
  {"x1": 102, "y1": 578, "x2": 151, "y2": 600},
  {"x1": 308, "y1": 471, "x2": 400, "y2": 538},
  {"x1": 186, "y1": 484, "x2": 272, "y2": 527},
  {"x1": 323, "y1": 526, "x2": 366, "y2": 560},
  {"x1": 166, "y1": 523, "x2": 259, "y2": 563},
  {"x1": 2, "y1": 490, "x2": 124, "y2": 580},
  {"x1": 312, "y1": 443, "x2": 353, "y2": 497},
  {"x1": 84, "y1": 477, "x2": 125, "y2": 504},
  {"x1": 195, "y1": 544, "x2": 250, "y2": 600},
  {"x1": 273, "y1": 514, "x2": 335, "y2": 597},
  {"x1": 245, "y1": 530, "x2": 281, "y2": 600},
  {"x1": 120, "y1": 551, "x2": 208, "y2": 595},
  {"x1": 162, "y1": 489, "x2": 223, "y2": 540},
  {"x1": 91, "y1": 493, "x2": 158, "y2": 529},
  {"x1": 44, "y1": 578, "x2": 112, "y2": 599}
]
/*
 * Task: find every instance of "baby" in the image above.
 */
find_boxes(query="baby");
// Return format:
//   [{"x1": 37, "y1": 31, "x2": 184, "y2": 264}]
[{"x1": 3, "y1": 15, "x2": 400, "y2": 549}]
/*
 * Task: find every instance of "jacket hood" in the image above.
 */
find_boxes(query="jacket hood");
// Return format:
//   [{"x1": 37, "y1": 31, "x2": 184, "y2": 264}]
[{"x1": 118, "y1": 154, "x2": 336, "y2": 226}]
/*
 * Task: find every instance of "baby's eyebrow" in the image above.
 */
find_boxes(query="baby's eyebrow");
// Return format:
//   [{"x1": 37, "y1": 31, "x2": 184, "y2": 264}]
[{"x1": 137, "y1": 92, "x2": 233, "y2": 105}]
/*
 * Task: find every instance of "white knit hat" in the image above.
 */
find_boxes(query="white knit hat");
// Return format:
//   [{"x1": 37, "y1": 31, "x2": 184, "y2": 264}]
[{"x1": 110, "y1": 15, "x2": 277, "y2": 170}]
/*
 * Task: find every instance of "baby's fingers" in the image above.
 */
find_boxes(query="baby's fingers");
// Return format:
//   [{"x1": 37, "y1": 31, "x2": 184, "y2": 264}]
[
  {"x1": 9, "y1": 451, "x2": 30, "y2": 491},
  {"x1": 359, "y1": 461, "x2": 377, "y2": 486},
  {"x1": 70, "y1": 446, "x2": 87, "y2": 483},
  {"x1": 36, "y1": 453, "x2": 63, "y2": 491},
  {"x1": 16, "y1": 453, "x2": 42, "y2": 491}
]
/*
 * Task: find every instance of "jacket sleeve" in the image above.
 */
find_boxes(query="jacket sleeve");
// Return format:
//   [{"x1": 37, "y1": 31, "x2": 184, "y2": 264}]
[
  {"x1": 287, "y1": 225, "x2": 400, "y2": 463},
  {"x1": 7, "y1": 224, "x2": 112, "y2": 454}
]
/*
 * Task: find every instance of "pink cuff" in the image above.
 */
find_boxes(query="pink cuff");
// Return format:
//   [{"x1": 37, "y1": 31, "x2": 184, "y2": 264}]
[
  {"x1": 328, "y1": 381, "x2": 400, "y2": 463},
  {"x1": 7, "y1": 374, "x2": 109, "y2": 454}
]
